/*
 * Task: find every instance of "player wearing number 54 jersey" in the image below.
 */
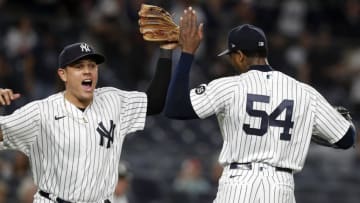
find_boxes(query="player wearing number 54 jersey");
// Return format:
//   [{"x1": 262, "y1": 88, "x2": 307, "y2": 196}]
[
  {"x1": 165, "y1": 8, "x2": 356, "y2": 203},
  {"x1": 0, "y1": 41, "x2": 175, "y2": 203}
]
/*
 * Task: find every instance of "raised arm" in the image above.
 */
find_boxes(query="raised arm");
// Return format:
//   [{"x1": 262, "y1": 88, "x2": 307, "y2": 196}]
[
  {"x1": 0, "y1": 88, "x2": 21, "y2": 141},
  {"x1": 164, "y1": 7, "x2": 203, "y2": 120},
  {"x1": 145, "y1": 45, "x2": 176, "y2": 116}
]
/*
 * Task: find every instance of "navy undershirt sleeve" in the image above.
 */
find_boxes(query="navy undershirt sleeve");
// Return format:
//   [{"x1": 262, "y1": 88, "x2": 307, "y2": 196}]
[
  {"x1": 334, "y1": 125, "x2": 356, "y2": 149},
  {"x1": 164, "y1": 52, "x2": 199, "y2": 120}
]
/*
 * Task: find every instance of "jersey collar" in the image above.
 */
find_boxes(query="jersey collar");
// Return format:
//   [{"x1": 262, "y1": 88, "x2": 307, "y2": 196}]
[{"x1": 248, "y1": 65, "x2": 273, "y2": 72}]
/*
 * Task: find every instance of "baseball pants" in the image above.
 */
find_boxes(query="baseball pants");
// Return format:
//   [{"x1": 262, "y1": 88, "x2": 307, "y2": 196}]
[{"x1": 213, "y1": 162, "x2": 295, "y2": 203}]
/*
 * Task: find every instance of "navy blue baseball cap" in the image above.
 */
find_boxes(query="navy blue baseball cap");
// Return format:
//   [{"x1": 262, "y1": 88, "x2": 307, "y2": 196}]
[
  {"x1": 58, "y1": 42, "x2": 105, "y2": 68},
  {"x1": 217, "y1": 24, "x2": 268, "y2": 57}
]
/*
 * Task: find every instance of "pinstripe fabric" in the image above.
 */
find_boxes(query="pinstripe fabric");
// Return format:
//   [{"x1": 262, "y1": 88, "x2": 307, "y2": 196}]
[
  {"x1": 0, "y1": 87, "x2": 147, "y2": 203},
  {"x1": 190, "y1": 68, "x2": 351, "y2": 203},
  {"x1": 214, "y1": 163, "x2": 295, "y2": 203},
  {"x1": 190, "y1": 69, "x2": 350, "y2": 171}
]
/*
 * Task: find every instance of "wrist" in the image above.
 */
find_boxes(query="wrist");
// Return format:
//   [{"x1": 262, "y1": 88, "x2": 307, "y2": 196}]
[{"x1": 182, "y1": 48, "x2": 196, "y2": 55}]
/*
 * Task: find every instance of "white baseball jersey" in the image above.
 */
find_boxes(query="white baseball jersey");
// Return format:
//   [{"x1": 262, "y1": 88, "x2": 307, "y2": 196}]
[
  {"x1": 190, "y1": 66, "x2": 350, "y2": 203},
  {"x1": 0, "y1": 87, "x2": 147, "y2": 202},
  {"x1": 190, "y1": 67, "x2": 350, "y2": 172}
]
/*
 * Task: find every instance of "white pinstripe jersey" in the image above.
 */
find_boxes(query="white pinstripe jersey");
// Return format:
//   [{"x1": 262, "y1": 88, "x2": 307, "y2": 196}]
[
  {"x1": 0, "y1": 87, "x2": 147, "y2": 202},
  {"x1": 190, "y1": 66, "x2": 350, "y2": 172}
]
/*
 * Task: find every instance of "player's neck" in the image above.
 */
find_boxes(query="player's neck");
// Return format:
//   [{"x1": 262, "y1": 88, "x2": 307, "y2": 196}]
[
  {"x1": 63, "y1": 91, "x2": 92, "y2": 109},
  {"x1": 246, "y1": 57, "x2": 269, "y2": 66}
]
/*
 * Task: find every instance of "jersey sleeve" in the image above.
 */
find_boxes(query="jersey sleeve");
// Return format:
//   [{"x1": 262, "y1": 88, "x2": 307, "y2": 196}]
[
  {"x1": 120, "y1": 91, "x2": 148, "y2": 134},
  {"x1": 313, "y1": 91, "x2": 351, "y2": 144},
  {"x1": 0, "y1": 101, "x2": 41, "y2": 155},
  {"x1": 190, "y1": 78, "x2": 235, "y2": 119}
]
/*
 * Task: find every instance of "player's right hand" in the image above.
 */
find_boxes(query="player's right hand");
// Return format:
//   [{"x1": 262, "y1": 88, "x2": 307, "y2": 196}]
[
  {"x1": 0, "y1": 88, "x2": 21, "y2": 106},
  {"x1": 179, "y1": 7, "x2": 203, "y2": 54}
]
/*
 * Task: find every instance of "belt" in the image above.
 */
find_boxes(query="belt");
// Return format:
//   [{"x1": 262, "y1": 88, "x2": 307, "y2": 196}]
[
  {"x1": 229, "y1": 162, "x2": 293, "y2": 174},
  {"x1": 39, "y1": 190, "x2": 111, "y2": 203}
]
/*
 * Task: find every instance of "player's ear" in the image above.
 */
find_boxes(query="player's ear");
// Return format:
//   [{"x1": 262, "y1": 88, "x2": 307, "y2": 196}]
[
  {"x1": 231, "y1": 51, "x2": 248, "y2": 72},
  {"x1": 57, "y1": 68, "x2": 67, "y2": 82},
  {"x1": 232, "y1": 51, "x2": 245, "y2": 65},
  {"x1": 237, "y1": 51, "x2": 246, "y2": 62}
]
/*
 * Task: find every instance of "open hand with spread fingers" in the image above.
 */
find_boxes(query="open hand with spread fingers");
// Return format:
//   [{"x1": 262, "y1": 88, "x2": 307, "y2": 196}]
[
  {"x1": 0, "y1": 88, "x2": 21, "y2": 106},
  {"x1": 179, "y1": 7, "x2": 204, "y2": 54}
]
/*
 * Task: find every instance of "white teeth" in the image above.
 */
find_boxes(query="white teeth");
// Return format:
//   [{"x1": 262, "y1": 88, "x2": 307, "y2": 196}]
[{"x1": 84, "y1": 79, "x2": 92, "y2": 82}]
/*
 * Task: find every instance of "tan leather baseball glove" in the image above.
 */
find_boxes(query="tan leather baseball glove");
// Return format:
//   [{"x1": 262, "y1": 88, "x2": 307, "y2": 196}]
[{"x1": 138, "y1": 4, "x2": 179, "y2": 42}]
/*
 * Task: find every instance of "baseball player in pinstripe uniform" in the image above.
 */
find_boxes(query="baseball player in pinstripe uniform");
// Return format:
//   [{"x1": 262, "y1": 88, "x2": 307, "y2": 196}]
[
  {"x1": 0, "y1": 41, "x2": 175, "y2": 203},
  {"x1": 165, "y1": 8, "x2": 356, "y2": 203}
]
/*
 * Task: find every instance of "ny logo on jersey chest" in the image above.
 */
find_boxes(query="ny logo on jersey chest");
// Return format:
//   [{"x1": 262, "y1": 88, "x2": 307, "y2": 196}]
[{"x1": 96, "y1": 120, "x2": 116, "y2": 148}]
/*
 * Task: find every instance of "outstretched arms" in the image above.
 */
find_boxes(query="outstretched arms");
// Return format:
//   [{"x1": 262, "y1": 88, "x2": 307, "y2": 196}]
[{"x1": 164, "y1": 7, "x2": 203, "y2": 120}]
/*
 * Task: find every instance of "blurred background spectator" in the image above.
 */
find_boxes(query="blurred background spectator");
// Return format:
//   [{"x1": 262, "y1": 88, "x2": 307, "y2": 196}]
[
  {"x1": 0, "y1": 0, "x2": 359, "y2": 202},
  {"x1": 0, "y1": 181, "x2": 8, "y2": 203},
  {"x1": 114, "y1": 162, "x2": 132, "y2": 203},
  {"x1": 171, "y1": 158, "x2": 211, "y2": 203},
  {"x1": 17, "y1": 177, "x2": 37, "y2": 203}
]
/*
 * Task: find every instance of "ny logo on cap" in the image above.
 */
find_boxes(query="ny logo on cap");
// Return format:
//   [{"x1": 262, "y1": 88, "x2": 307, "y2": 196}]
[
  {"x1": 80, "y1": 43, "x2": 91, "y2": 52},
  {"x1": 258, "y1": 41, "x2": 264, "y2": 47}
]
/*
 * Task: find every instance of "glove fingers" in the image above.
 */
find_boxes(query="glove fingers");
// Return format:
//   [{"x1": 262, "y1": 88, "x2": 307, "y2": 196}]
[
  {"x1": 139, "y1": 25, "x2": 178, "y2": 33},
  {"x1": 138, "y1": 4, "x2": 172, "y2": 19},
  {"x1": 138, "y1": 4, "x2": 179, "y2": 42},
  {"x1": 139, "y1": 17, "x2": 178, "y2": 27},
  {"x1": 143, "y1": 31, "x2": 179, "y2": 42}
]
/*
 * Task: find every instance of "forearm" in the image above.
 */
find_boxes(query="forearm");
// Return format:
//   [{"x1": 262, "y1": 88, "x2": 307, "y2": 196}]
[
  {"x1": 334, "y1": 125, "x2": 356, "y2": 149},
  {"x1": 164, "y1": 52, "x2": 199, "y2": 119},
  {"x1": 146, "y1": 48, "x2": 173, "y2": 115}
]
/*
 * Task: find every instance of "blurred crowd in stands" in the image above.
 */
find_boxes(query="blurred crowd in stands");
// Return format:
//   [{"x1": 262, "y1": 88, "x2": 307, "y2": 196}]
[{"x1": 0, "y1": 0, "x2": 359, "y2": 202}]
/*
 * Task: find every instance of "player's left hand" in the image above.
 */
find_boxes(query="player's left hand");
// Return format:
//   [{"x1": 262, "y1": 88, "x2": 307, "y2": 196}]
[
  {"x1": 0, "y1": 88, "x2": 21, "y2": 106},
  {"x1": 179, "y1": 7, "x2": 204, "y2": 54}
]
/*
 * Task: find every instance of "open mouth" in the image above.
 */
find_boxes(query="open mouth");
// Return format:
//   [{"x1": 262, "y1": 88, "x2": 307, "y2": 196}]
[{"x1": 82, "y1": 79, "x2": 93, "y2": 90}]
